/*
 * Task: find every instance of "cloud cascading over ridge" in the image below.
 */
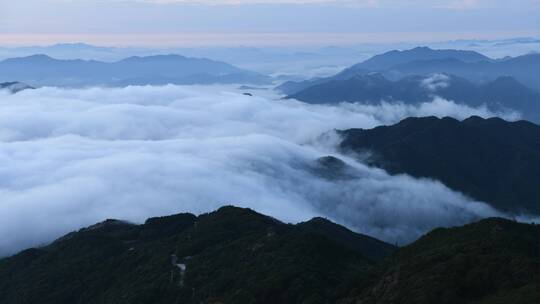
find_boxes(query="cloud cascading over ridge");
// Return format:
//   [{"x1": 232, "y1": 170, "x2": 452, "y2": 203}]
[{"x1": 0, "y1": 85, "x2": 524, "y2": 256}]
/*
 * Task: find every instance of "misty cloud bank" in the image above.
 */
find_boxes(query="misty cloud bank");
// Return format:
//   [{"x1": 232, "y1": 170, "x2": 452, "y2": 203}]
[{"x1": 0, "y1": 85, "x2": 523, "y2": 256}]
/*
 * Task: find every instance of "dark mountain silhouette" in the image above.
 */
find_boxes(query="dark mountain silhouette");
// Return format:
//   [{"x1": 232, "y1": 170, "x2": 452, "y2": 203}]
[
  {"x1": 297, "y1": 216, "x2": 395, "y2": 261},
  {"x1": 344, "y1": 218, "x2": 540, "y2": 304},
  {"x1": 0, "y1": 54, "x2": 271, "y2": 87},
  {"x1": 286, "y1": 73, "x2": 540, "y2": 123},
  {"x1": 3, "y1": 207, "x2": 540, "y2": 303},
  {"x1": 338, "y1": 116, "x2": 540, "y2": 214},
  {"x1": 0, "y1": 81, "x2": 34, "y2": 93},
  {"x1": 0, "y1": 206, "x2": 394, "y2": 304}
]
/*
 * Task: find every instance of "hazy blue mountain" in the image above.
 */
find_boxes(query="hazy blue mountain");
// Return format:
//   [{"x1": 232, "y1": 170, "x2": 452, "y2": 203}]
[
  {"x1": 277, "y1": 77, "x2": 330, "y2": 95},
  {"x1": 278, "y1": 47, "x2": 540, "y2": 95},
  {"x1": 390, "y1": 53, "x2": 540, "y2": 90},
  {"x1": 286, "y1": 73, "x2": 540, "y2": 123},
  {"x1": 277, "y1": 47, "x2": 491, "y2": 95},
  {"x1": 0, "y1": 43, "x2": 372, "y2": 78},
  {"x1": 345, "y1": 46, "x2": 491, "y2": 72},
  {"x1": 276, "y1": 67, "x2": 372, "y2": 95},
  {"x1": 0, "y1": 54, "x2": 272, "y2": 87},
  {"x1": 0, "y1": 43, "x2": 166, "y2": 62},
  {"x1": 15, "y1": 43, "x2": 117, "y2": 55},
  {"x1": 338, "y1": 116, "x2": 540, "y2": 214},
  {"x1": 0, "y1": 81, "x2": 34, "y2": 93}
]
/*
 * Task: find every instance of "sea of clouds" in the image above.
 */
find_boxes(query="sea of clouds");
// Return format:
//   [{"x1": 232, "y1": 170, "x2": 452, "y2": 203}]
[{"x1": 0, "y1": 85, "x2": 523, "y2": 256}]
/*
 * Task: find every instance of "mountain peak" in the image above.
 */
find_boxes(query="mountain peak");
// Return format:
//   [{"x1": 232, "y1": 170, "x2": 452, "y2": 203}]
[
  {"x1": 344, "y1": 46, "x2": 491, "y2": 73},
  {"x1": 410, "y1": 46, "x2": 434, "y2": 52},
  {"x1": 462, "y1": 115, "x2": 485, "y2": 123},
  {"x1": 119, "y1": 54, "x2": 189, "y2": 62},
  {"x1": 4, "y1": 54, "x2": 55, "y2": 62},
  {"x1": 82, "y1": 219, "x2": 133, "y2": 232}
]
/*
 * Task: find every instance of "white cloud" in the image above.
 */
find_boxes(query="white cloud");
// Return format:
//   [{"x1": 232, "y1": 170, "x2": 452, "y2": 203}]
[
  {"x1": 0, "y1": 85, "x2": 524, "y2": 256},
  {"x1": 421, "y1": 73, "x2": 451, "y2": 92}
]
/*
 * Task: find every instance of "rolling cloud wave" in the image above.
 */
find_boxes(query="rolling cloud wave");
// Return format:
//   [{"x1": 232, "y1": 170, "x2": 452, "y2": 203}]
[{"x1": 0, "y1": 85, "x2": 521, "y2": 256}]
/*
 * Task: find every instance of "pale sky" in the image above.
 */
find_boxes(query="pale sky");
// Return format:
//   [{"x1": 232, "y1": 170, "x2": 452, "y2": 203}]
[{"x1": 0, "y1": 0, "x2": 539, "y2": 46}]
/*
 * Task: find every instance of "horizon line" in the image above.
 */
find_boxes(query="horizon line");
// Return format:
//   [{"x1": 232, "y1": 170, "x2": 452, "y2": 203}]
[{"x1": 2, "y1": 31, "x2": 540, "y2": 48}]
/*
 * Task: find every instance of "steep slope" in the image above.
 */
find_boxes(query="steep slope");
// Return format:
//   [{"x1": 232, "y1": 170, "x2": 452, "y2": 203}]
[
  {"x1": 276, "y1": 77, "x2": 330, "y2": 95},
  {"x1": 0, "y1": 54, "x2": 271, "y2": 87},
  {"x1": 0, "y1": 206, "x2": 395, "y2": 304},
  {"x1": 276, "y1": 69, "x2": 370, "y2": 96},
  {"x1": 288, "y1": 73, "x2": 399, "y2": 104},
  {"x1": 346, "y1": 218, "x2": 540, "y2": 304},
  {"x1": 338, "y1": 116, "x2": 540, "y2": 214},
  {"x1": 298, "y1": 217, "x2": 395, "y2": 262}
]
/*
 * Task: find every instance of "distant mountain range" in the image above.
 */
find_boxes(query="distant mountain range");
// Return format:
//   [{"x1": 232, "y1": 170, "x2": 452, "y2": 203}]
[
  {"x1": 0, "y1": 54, "x2": 272, "y2": 87},
  {"x1": 0, "y1": 43, "x2": 127, "y2": 61},
  {"x1": 278, "y1": 46, "x2": 540, "y2": 93},
  {"x1": 388, "y1": 53, "x2": 540, "y2": 89},
  {"x1": 287, "y1": 73, "x2": 540, "y2": 123},
  {"x1": 342, "y1": 47, "x2": 540, "y2": 91},
  {"x1": 350, "y1": 46, "x2": 491, "y2": 71},
  {"x1": 2, "y1": 206, "x2": 540, "y2": 303},
  {"x1": 278, "y1": 47, "x2": 496, "y2": 95},
  {"x1": 279, "y1": 47, "x2": 540, "y2": 122},
  {"x1": 0, "y1": 81, "x2": 34, "y2": 93},
  {"x1": 338, "y1": 116, "x2": 540, "y2": 214}
]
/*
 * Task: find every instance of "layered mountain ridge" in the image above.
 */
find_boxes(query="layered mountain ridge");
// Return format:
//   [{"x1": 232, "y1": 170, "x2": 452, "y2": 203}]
[
  {"x1": 0, "y1": 206, "x2": 394, "y2": 304},
  {"x1": 286, "y1": 73, "x2": 540, "y2": 123},
  {"x1": 338, "y1": 116, "x2": 540, "y2": 214},
  {"x1": 279, "y1": 46, "x2": 540, "y2": 93},
  {"x1": 279, "y1": 47, "x2": 540, "y2": 123},
  {"x1": 0, "y1": 54, "x2": 271, "y2": 87},
  {"x1": 2, "y1": 206, "x2": 540, "y2": 304}
]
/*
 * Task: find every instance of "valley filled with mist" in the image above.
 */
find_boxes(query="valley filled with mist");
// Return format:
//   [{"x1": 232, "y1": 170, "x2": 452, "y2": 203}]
[
  {"x1": 2, "y1": 81, "x2": 527, "y2": 257},
  {"x1": 1, "y1": 2, "x2": 540, "y2": 299}
]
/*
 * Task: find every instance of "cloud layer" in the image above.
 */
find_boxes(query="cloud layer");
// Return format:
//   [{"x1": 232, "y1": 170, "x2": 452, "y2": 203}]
[{"x1": 0, "y1": 85, "x2": 521, "y2": 256}]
